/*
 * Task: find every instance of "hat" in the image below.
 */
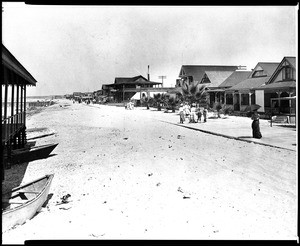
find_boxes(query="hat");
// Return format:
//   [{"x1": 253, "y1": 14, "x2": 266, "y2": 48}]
[
  {"x1": 192, "y1": 103, "x2": 196, "y2": 106},
  {"x1": 180, "y1": 103, "x2": 183, "y2": 106}
]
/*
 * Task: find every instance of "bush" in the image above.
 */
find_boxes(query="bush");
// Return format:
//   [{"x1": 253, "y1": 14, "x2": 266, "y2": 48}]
[{"x1": 223, "y1": 106, "x2": 232, "y2": 115}]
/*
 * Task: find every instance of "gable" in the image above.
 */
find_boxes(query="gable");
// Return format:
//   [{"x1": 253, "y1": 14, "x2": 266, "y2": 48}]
[
  {"x1": 200, "y1": 70, "x2": 234, "y2": 87},
  {"x1": 179, "y1": 65, "x2": 238, "y2": 82},
  {"x1": 267, "y1": 57, "x2": 296, "y2": 84},
  {"x1": 134, "y1": 76, "x2": 148, "y2": 83}
]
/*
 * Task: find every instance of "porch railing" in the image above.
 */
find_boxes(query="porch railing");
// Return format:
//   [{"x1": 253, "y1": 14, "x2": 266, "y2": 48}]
[{"x1": 2, "y1": 111, "x2": 26, "y2": 143}]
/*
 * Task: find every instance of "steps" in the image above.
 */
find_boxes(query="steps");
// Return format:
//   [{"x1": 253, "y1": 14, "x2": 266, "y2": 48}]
[{"x1": 272, "y1": 115, "x2": 289, "y2": 123}]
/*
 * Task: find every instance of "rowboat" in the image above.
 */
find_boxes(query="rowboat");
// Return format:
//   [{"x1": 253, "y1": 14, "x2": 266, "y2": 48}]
[
  {"x1": 2, "y1": 174, "x2": 54, "y2": 232},
  {"x1": 11, "y1": 143, "x2": 58, "y2": 163}
]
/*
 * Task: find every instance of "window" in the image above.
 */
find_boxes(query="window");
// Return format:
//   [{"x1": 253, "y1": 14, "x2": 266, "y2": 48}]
[
  {"x1": 241, "y1": 94, "x2": 249, "y2": 105},
  {"x1": 252, "y1": 70, "x2": 266, "y2": 77},
  {"x1": 282, "y1": 66, "x2": 294, "y2": 80},
  {"x1": 226, "y1": 94, "x2": 233, "y2": 105}
]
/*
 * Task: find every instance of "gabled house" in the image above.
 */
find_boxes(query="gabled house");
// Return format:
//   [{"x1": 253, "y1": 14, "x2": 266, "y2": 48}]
[
  {"x1": 253, "y1": 57, "x2": 296, "y2": 116},
  {"x1": 177, "y1": 65, "x2": 239, "y2": 87},
  {"x1": 199, "y1": 70, "x2": 237, "y2": 107},
  {"x1": 225, "y1": 62, "x2": 279, "y2": 112}
]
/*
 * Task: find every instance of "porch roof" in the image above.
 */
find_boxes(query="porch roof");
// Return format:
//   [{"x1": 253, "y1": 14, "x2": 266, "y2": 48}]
[
  {"x1": 254, "y1": 81, "x2": 296, "y2": 92},
  {"x1": 225, "y1": 76, "x2": 270, "y2": 92},
  {"x1": 2, "y1": 44, "x2": 37, "y2": 86}
]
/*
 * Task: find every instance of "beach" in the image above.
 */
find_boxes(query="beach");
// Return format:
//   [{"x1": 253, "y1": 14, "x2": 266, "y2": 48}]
[{"x1": 2, "y1": 99, "x2": 297, "y2": 243}]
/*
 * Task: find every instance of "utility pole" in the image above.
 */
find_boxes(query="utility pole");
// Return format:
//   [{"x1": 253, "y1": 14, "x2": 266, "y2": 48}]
[{"x1": 158, "y1": 76, "x2": 166, "y2": 88}]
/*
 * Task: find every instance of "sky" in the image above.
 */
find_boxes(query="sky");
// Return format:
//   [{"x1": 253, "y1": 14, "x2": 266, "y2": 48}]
[{"x1": 2, "y1": 3, "x2": 297, "y2": 97}]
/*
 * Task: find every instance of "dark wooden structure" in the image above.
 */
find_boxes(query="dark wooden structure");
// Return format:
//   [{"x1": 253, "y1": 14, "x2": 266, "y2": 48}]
[
  {"x1": 103, "y1": 75, "x2": 162, "y2": 102},
  {"x1": 1, "y1": 44, "x2": 37, "y2": 180}
]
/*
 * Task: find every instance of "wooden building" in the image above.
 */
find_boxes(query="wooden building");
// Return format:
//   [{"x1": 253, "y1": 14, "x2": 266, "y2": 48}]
[
  {"x1": 176, "y1": 65, "x2": 240, "y2": 107},
  {"x1": 103, "y1": 75, "x2": 162, "y2": 102},
  {"x1": 225, "y1": 62, "x2": 279, "y2": 113},
  {"x1": 1, "y1": 45, "x2": 37, "y2": 180},
  {"x1": 177, "y1": 65, "x2": 239, "y2": 87},
  {"x1": 254, "y1": 57, "x2": 296, "y2": 115}
]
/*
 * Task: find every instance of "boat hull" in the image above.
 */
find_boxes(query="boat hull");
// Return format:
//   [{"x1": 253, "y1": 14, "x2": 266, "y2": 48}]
[
  {"x1": 2, "y1": 174, "x2": 54, "y2": 232},
  {"x1": 11, "y1": 143, "x2": 58, "y2": 163}
]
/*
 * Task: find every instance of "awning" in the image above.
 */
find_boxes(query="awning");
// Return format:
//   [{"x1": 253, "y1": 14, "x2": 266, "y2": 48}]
[{"x1": 131, "y1": 93, "x2": 141, "y2": 100}]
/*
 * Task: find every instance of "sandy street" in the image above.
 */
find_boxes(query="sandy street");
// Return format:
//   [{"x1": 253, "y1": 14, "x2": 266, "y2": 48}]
[{"x1": 2, "y1": 99, "x2": 297, "y2": 243}]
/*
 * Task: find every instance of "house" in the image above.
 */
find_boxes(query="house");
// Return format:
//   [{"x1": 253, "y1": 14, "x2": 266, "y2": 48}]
[
  {"x1": 1, "y1": 44, "x2": 37, "y2": 180},
  {"x1": 177, "y1": 65, "x2": 239, "y2": 87},
  {"x1": 176, "y1": 65, "x2": 241, "y2": 107},
  {"x1": 73, "y1": 92, "x2": 82, "y2": 102},
  {"x1": 102, "y1": 75, "x2": 162, "y2": 102},
  {"x1": 253, "y1": 57, "x2": 296, "y2": 117},
  {"x1": 225, "y1": 62, "x2": 279, "y2": 113},
  {"x1": 199, "y1": 70, "x2": 239, "y2": 107},
  {"x1": 216, "y1": 70, "x2": 252, "y2": 104}
]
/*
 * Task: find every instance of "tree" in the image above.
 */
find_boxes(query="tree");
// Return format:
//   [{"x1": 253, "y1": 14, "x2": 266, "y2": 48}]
[
  {"x1": 163, "y1": 94, "x2": 178, "y2": 113},
  {"x1": 153, "y1": 93, "x2": 163, "y2": 111},
  {"x1": 179, "y1": 81, "x2": 208, "y2": 105}
]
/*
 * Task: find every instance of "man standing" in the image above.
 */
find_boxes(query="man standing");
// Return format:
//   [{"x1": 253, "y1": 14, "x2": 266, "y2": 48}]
[{"x1": 203, "y1": 107, "x2": 208, "y2": 123}]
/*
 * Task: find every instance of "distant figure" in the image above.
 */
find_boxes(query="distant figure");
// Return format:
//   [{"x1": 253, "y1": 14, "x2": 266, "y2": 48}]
[
  {"x1": 179, "y1": 104, "x2": 185, "y2": 124},
  {"x1": 190, "y1": 103, "x2": 197, "y2": 123},
  {"x1": 203, "y1": 107, "x2": 208, "y2": 122},
  {"x1": 184, "y1": 103, "x2": 190, "y2": 118},
  {"x1": 196, "y1": 105, "x2": 202, "y2": 122},
  {"x1": 251, "y1": 110, "x2": 262, "y2": 139}
]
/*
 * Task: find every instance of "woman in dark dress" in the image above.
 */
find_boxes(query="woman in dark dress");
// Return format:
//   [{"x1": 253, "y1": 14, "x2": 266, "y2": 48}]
[{"x1": 251, "y1": 110, "x2": 262, "y2": 139}]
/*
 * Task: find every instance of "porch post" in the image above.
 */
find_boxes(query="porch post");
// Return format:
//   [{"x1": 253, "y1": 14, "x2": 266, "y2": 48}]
[
  {"x1": 276, "y1": 91, "x2": 281, "y2": 113},
  {"x1": 123, "y1": 84, "x2": 125, "y2": 102},
  {"x1": 224, "y1": 92, "x2": 227, "y2": 105},
  {"x1": 11, "y1": 74, "x2": 15, "y2": 147},
  {"x1": 239, "y1": 93, "x2": 242, "y2": 111},
  {"x1": 249, "y1": 92, "x2": 252, "y2": 105},
  {"x1": 20, "y1": 84, "x2": 23, "y2": 124}
]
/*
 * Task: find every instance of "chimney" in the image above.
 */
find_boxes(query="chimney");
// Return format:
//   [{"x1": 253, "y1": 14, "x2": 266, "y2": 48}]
[{"x1": 147, "y1": 65, "x2": 150, "y2": 81}]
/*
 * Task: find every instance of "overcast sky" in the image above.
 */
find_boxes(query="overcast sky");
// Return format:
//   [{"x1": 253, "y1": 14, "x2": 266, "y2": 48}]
[{"x1": 2, "y1": 3, "x2": 297, "y2": 96}]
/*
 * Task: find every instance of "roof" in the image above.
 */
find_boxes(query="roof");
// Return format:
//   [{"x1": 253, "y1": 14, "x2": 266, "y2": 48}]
[
  {"x1": 201, "y1": 71, "x2": 234, "y2": 87},
  {"x1": 219, "y1": 71, "x2": 252, "y2": 88},
  {"x1": 254, "y1": 81, "x2": 296, "y2": 91},
  {"x1": 114, "y1": 75, "x2": 161, "y2": 85},
  {"x1": 285, "y1": 57, "x2": 296, "y2": 68},
  {"x1": 248, "y1": 62, "x2": 280, "y2": 78},
  {"x1": 267, "y1": 57, "x2": 296, "y2": 84},
  {"x1": 257, "y1": 62, "x2": 280, "y2": 76},
  {"x1": 226, "y1": 76, "x2": 270, "y2": 92},
  {"x1": 2, "y1": 44, "x2": 37, "y2": 86},
  {"x1": 179, "y1": 65, "x2": 238, "y2": 82}
]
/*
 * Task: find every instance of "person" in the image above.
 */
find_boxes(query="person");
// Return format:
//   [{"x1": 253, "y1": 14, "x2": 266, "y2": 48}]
[
  {"x1": 179, "y1": 103, "x2": 185, "y2": 124},
  {"x1": 190, "y1": 103, "x2": 197, "y2": 123},
  {"x1": 196, "y1": 105, "x2": 202, "y2": 122},
  {"x1": 203, "y1": 107, "x2": 208, "y2": 122},
  {"x1": 251, "y1": 110, "x2": 262, "y2": 139},
  {"x1": 184, "y1": 103, "x2": 190, "y2": 119}
]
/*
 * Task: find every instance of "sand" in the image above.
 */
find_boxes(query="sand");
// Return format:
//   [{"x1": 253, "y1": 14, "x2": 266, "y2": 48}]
[{"x1": 2, "y1": 99, "x2": 297, "y2": 243}]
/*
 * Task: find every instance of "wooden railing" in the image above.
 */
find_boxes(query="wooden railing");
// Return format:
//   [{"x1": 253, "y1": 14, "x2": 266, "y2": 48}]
[{"x1": 2, "y1": 112, "x2": 26, "y2": 143}]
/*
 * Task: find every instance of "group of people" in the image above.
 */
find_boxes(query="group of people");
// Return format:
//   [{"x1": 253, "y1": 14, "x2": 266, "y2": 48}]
[
  {"x1": 125, "y1": 101, "x2": 134, "y2": 110},
  {"x1": 178, "y1": 101, "x2": 262, "y2": 139},
  {"x1": 179, "y1": 102, "x2": 208, "y2": 124}
]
